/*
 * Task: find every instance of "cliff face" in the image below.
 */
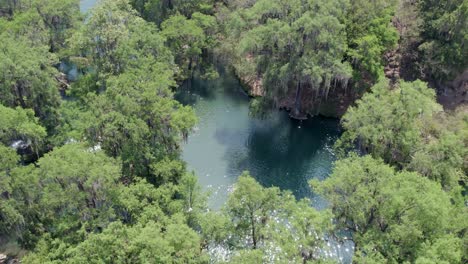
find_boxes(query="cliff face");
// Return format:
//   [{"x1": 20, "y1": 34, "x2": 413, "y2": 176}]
[
  {"x1": 238, "y1": 72, "x2": 265, "y2": 97},
  {"x1": 277, "y1": 83, "x2": 357, "y2": 119},
  {"x1": 233, "y1": 0, "x2": 467, "y2": 119},
  {"x1": 391, "y1": 0, "x2": 467, "y2": 110},
  {"x1": 238, "y1": 72, "x2": 357, "y2": 119}
]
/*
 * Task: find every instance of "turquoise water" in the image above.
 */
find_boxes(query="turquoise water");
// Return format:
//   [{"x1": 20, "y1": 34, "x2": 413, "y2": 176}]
[
  {"x1": 80, "y1": 0, "x2": 97, "y2": 13},
  {"x1": 175, "y1": 72, "x2": 340, "y2": 209}
]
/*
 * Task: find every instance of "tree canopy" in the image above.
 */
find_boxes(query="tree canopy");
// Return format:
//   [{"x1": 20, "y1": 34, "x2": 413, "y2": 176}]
[
  {"x1": 312, "y1": 155, "x2": 465, "y2": 263},
  {"x1": 0, "y1": 0, "x2": 466, "y2": 263}
]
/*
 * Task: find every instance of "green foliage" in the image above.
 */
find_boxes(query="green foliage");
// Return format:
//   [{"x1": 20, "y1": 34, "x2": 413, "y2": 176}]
[
  {"x1": 130, "y1": 0, "x2": 214, "y2": 25},
  {"x1": 0, "y1": 145, "x2": 21, "y2": 235},
  {"x1": 64, "y1": 0, "x2": 197, "y2": 180},
  {"x1": 1, "y1": 1, "x2": 466, "y2": 263},
  {"x1": 415, "y1": 235, "x2": 464, "y2": 264},
  {"x1": 418, "y1": 0, "x2": 468, "y2": 81},
  {"x1": 161, "y1": 12, "x2": 218, "y2": 80},
  {"x1": 2, "y1": 143, "x2": 209, "y2": 260},
  {"x1": 0, "y1": 7, "x2": 49, "y2": 46},
  {"x1": 69, "y1": 0, "x2": 173, "y2": 80},
  {"x1": 0, "y1": 0, "x2": 80, "y2": 52},
  {"x1": 0, "y1": 34, "x2": 61, "y2": 130},
  {"x1": 80, "y1": 65, "x2": 197, "y2": 179},
  {"x1": 222, "y1": 0, "x2": 352, "y2": 115},
  {"x1": 0, "y1": 104, "x2": 47, "y2": 153},
  {"x1": 0, "y1": 144, "x2": 122, "y2": 247},
  {"x1": 228, "y1": 250, "x2": 264, "y2": 264},
  {"x1": 336, "y1": 79, "x2": 467, "y2": 191},
  {"x1": 409, "y1": 131, "x2": 466, "y2": 189},
  {"x1": 200, "y1": 172, "x2": 333, "y2": 263},
  {"x1": 24, "y1": 220, "x2": 208, "y2": 264},
  {"x1": 312, "y1": 155, "x2": 464, "y2": 263},
  {"x1": 225, "y1": 171, "x2": 281, "y2": 249},
  {"x1": 345, "y1": 0, "x2": 399, "y2": 83},
  {"x1": 337, "y1": 79, "x2": 441, "y2": 166},
  {"x1": 31, "y1": 0, "x2": 81, "y2": 52}
]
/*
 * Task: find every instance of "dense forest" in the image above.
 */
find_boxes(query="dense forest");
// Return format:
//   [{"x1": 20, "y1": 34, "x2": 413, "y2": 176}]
[{"x1": 0, "y1": 0, "x2": 466, "y2": 263}]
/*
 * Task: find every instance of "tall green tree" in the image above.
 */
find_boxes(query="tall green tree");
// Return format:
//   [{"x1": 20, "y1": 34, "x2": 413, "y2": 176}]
[
  {"x1": 0, "y1": 145, "x2": 21, "y2": 236},
  {"x1": 130, "y1": 0, "x2": 214, "y2": 25},
  {"x1": 0, "y1": 143, "x2": 122, "y2": 248},
  {"x1": 69, "y1": 0, "x2": 173, "y2": 82},
  {"x1": 23, "y1": 219, "x2": 208, "y2": 264},
  {"x1": 161, "y1": 12, "x2": 218, "y2": 81},
  {"x1": 80, "y1": 64, "x2": 196, "y2": 180},
  {"x1": 221, "y1": 0, "x2": 352, "y2": 116},
  {"x1": 312, "y1": 155, "x2": 464, "y2": 263},
  {"x1": 32, "y1": 0, "x2": 81, "y2": 52},
  {"x1": 0, "y1": 34, "x2": 61, "y2": 130},
  {"x1": 0, "y1": 104, "x2": 47, "y2": 157},
  {"x1": 336, "y1": 78, "x2": 467, "y2": 191},
  {"x1": 337, "y1": 79, "x2": 441, "y2": 166},
  {"x1": 418, "y1": 0, "x2": 468, "y2": 81},
  {"x1": 201, "y1": 172, "x2": 332, "y2": 263},
  {"x1": 345, "y1": 0, "x2": 399, "y2": 84},
  {"x1": 66, "y1": 0, "x2": 197, "y2": 180}
]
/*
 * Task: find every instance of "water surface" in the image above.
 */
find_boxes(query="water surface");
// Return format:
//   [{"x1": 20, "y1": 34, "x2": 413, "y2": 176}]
[
  {"x1": 176, "y1": 71, "x2": 341, "y2": 208},
  {"x1": 80, "y1": 0, "x2": 97, "y2": 12}
]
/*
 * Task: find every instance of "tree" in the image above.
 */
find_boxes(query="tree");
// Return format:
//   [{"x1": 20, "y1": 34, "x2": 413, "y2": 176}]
[
  {"x1": 66, "y1": 0, "x2": 197, "y2": 180},
  {"x1": 14, "y1": 148, "x2": 208, "y2": 262},
  {"x1": 207, "y1": 172, "x2": 333, "y2": 263},
  {"x1": 23, "y1": 219, "x2": 208, "y2": 264},
  {"x1": 312, "y1": 155, "x2": 464, "y2": 263},
  {"x1": 409, "y1": 131, "x2": 466, "y2": 190},
  {"x1": 32, "y1": 0, "x2": 81, "y2": 52},
  {"x1": 80, "y1": 65, "x2": 196, "y2": 179},
  {"x1": 69, "y1": 0, "x2": 173, "y2": 81},
  {"x1": 0, "y1": 6, "x2": 49, "y2": 46},
  {"x1": 0, "y1": 104, "x2": 47, "y2": 157},
  {"x1": 336, "y1": 79, "x2": 441, "y2": 166},
  {"x1": 161, "y1": 12, "x2": 218, "y2": 81},
  {"x1": 0, "y1": 144, "x2": 122, "y2": 248},
  {"x1": 226, "y1": 172, "x2": 281, "y2": 249},
  {"x1": 130, "y1": 0, "x2": 215, "y2": 25},
  {"x1": 336, "y1": 79, "x2": 467, "y2": 191},
  {"x1": 418, "y1": 0, "x2": 468, "y2": 81},
  {"x1": 345, "y1": 0, "x2": 399, "y2": 83},
  {"x1": 221, "y1": 0, "x2": 352, "y2": 117},
  {"x1": 0, "y1": 33, "x2": 61, "y2": 130},
  {"x1": 0, "y1": 145, "x2": 21, "y2": 236}
]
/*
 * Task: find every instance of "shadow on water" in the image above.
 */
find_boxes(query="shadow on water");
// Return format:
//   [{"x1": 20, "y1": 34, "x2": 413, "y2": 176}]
[
  {"x1": 176, "y1": 70, "x2": 341, "y2": 209},
  {"x1": 176, "y1": 69, "x2": 249, "y2": 107},
  {"x1": 218, "y1": 114, "x2": 341, "y2": 200}
]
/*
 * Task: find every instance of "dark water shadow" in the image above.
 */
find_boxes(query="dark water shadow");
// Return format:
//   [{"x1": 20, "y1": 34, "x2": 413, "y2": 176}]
[{"x1": 215, "y1": 108, "x2": 341, "y2": 199}]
